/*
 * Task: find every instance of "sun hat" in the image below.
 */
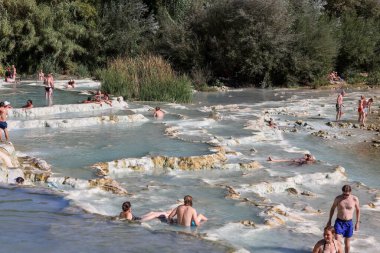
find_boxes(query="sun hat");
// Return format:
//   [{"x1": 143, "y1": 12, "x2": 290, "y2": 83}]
[{"x1": 4, "y1": 101, "x2": 10, "y2": 106}]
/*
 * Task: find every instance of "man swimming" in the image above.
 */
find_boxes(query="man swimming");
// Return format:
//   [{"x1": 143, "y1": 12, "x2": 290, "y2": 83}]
[
  {"x1": 326, "y1": 185, "x2": 360, "y2": 253},
  {"x1": 168, "y1": 195, "x2": 208, "y2": 227}
]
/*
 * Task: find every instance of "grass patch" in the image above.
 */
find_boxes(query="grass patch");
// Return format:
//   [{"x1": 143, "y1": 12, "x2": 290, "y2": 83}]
[{"x1": 100, "y1": 55, "x2": 192, "y2": 102}]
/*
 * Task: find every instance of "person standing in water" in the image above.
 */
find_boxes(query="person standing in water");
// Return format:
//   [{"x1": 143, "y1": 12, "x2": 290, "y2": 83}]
[
  {"x1": 0, "y1": 101, "x2": 11, "y2": 143},
  {"x1": 336, "y1": 91, "x2": 345, "y2": 121},
  {"x1": 326, "y1": 185, "x2": 360, "y2": 253},
  {"x1": 44, "y1": 74, "x2": 54, "y2": 105},
  {"x1": 313, "y1": 226, "x2": 343, "y2": 253}
]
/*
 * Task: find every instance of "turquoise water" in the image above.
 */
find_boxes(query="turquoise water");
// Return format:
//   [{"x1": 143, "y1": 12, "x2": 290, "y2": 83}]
[{"x1": 1, "y1": 83, "x2": 379, "y2": 252}]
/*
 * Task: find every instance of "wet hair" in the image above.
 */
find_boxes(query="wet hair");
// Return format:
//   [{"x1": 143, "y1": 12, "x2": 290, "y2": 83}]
[
  {"x1": 155, "y1": 106, "x2": 160, "y2": 111},
  {"x1": 324, "y1": 226, "x2": 336, "y2": 235},
  {"x1": 27, "y1": 99, "x2": 33, "y2": 104},
  {"x1": 369, "y1": 98, "x2": 374, "y2": 102},
  {"x1": 15, "y1": 177, "x2": 24, "y2": 184},
  {"x1": 122, "y1": 201, "x2": 131, "y2": 211},
  {"x1": 342, "y1": 185, "x2": 352, "y2": 192},
  {"x1": 184, "y1": 195, "x2": 193, "y2": 206},
  {"x1": 0, "y1": 102, "x2": 4, "y2": 107}
]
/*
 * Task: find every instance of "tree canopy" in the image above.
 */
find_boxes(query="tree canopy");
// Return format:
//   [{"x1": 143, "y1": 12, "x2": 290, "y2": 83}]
[{"x1": 1, "y1": 0, "x2": 380, "y2": 86}]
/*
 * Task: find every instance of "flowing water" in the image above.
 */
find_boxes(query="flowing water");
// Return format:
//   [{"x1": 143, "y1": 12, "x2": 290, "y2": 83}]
[{"x1": 0, "y1": 81, "x2": 379, "y2": 252}]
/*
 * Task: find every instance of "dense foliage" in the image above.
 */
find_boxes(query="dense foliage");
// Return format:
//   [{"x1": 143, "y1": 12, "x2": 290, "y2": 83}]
[
  {"x1": 1, "y1": 0, "x2": 380, "y2": 87},
  {"x1": 100, "y1": 55, "x2": 192, "y2": 102}
]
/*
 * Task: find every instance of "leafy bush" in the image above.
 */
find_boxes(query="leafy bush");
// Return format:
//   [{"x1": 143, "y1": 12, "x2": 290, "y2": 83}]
[
  {"x1": 100, "y1": 55, "x2": 192, "y2": 102},
  {"x1": 367, "y1": 71, "x2": 380, "y2": 86},
  {"x1": 75, "y1": 64, "x2": 90, "y2": 78}
]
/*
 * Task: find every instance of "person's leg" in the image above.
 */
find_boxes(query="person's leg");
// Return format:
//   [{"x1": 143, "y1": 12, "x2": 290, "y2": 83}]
[
  {"x1": 0, "y1": 129, "x2": 3, "y2": 141},
  {"x1": 344, "y1": 237, "x2": 350, "y2": 253},
  {"x1": 197, "y1": 214, "x2": 208, "y2": 222},
  {"x1": 140, "y1": 211, "x2": 168, "y2": 222},
  {"x1": 4, "y1": 128, "x2": 9, "y2": 142}
]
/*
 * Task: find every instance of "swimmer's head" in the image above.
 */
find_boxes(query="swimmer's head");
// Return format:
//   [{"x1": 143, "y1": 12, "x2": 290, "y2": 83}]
[
  {"x1": 324, "y1": 226, "x2": 336, "y2": 242},
  {"x1": 184, "y1": 195, "x2": 193, "y2": 206},
  {"x1": 122, "y1": 201, "x2": 131, "y2": 211}
]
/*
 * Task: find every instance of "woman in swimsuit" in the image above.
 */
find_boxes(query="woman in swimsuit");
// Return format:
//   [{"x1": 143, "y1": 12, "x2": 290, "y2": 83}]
[
  {"x1": 312, "y1": 226, "x2": 343, "y2": 253},
  {"x1": 119, "y1": 201, "x2": 172, "y2": 222}
]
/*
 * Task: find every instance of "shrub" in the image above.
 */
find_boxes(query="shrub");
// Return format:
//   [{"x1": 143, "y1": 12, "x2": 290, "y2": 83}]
[
  {"x1": 367, "y1": 71, "x2": 380, "y2": 86},
  {"x1": 75, "y1": 64, "x2": 90, "y2": 78},
  {"x1": 100, "y1": 55, "x2": 192, "y2": 102}
]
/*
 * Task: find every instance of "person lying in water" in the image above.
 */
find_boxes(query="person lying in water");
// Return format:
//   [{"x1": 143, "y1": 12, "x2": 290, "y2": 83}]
[
  {"x1": 267, "y1": 153, "x2": 316, "y2": 165},
  {"x1": 168, "y1": 195, "x2": 208, "y2": 227},
  {"x1": 119, "y1": 201, "x2": 172, "y2": 222}
]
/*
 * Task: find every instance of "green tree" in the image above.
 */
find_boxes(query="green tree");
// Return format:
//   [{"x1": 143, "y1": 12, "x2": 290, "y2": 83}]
[{"x1": 99, "y1": 0, "x2": 157, "y2": 59}]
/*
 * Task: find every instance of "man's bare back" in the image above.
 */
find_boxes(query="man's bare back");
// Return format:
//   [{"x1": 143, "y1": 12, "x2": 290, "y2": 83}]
[
  {"x1": 175, "y1": 205, "x2": 198, "y2": 226},
  {"x1": 168, "y1": 195, "x2": 208, "y2": 227}
]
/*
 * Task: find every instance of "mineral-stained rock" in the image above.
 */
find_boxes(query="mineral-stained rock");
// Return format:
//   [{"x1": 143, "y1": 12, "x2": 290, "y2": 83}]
[
  {"x1": 311, "y1": 130, "x2": 329, "y2": 138},
  {"x1": 368, "y1": 202, "x2": 376, "y2": 208},
  {"x1": 302, "y1": 205, "x2": 321, "y2": 214},
  {"x1": 240, "y1": 220, "x2": 256, "y2": 228},
  {"x1": 88, "y1": 178, "x2": 128, "y2": 195},
  {"x1": 286, "y1": 187, "x2": 298, "y2": 195},
  {"x1": 301, "y1": 190, "x2": 316, "y2": 197},
  {"x1": 225, "y1": 186, "x2": 240, "y2": 199},
  {"x1": 264, "y1": 216, "x2": 285, "y2": 227},
  {"x1": 239, "y1": 161, "x2": 262, "y2": 170}
]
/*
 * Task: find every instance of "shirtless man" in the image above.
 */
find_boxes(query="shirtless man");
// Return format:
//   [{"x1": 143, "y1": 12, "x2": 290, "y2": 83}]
[
  {"x1": 168, "y1": 195, "x2": 208, "y2": 227},
  {"x1": 44, "y1": 74, "x2": 54, "y2": 103},
  {"x1": 326, "y1": 185, "x2": 360, "y2": 253},
  {"x1": 336, "y1": 91, "x2": 345, "y2": 121},
  {"x1": 0, "y1": 101, "x2": 11, "y2": 142},
  {"x1": 153, "y1": 106, "x2": 165, "y2": 119}
]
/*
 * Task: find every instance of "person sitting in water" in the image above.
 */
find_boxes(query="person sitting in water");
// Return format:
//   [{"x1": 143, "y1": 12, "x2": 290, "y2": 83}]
[
  {"x1": 102, "y1": 93, "x2": 112, "y2": 106},
  {"x1": 268, "y1": 118, "x2": 277, "y2": 128},
  {"x1": 22, "y1": 99, "x2": 33, "y2": 109},
  {"x1": 67, "y1": 79, "x2": 75, "y2": 88},
  {"x1": 168, "y1": 195, "x2": 208, "y2": 227},
  {"x1": 312, "y1": 226, "x2": 343, "y2": 253},
  {"x1": 82, "y1": 96, "x2": 102, "y2": 105},
  {"x1": 119, "y1": 201, "x2": 172, "y2": 222},
  {"x1": 153, "y1": 106, "x2": 165, "y2": 119},
  {"x1": 267, "y1": 153, "x2": 316, "y2": 165}
]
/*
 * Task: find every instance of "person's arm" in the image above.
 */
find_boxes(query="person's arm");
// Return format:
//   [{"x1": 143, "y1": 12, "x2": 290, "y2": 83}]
[
  {"x1": 312, "y1": 241, "x2": 321, "y2": 253},
  {"x1": 168, "y1": 207, "x2": 177, "y2": 223},
  {"x1": 354, "y1": 197, "x2": 360, "y2": 231},
  {"x1": 327, "y1": 198, "x2": 338, "y2": 227},
  {"x1": 192, "y1": 209, "x2": 200, "y2": 226}
]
